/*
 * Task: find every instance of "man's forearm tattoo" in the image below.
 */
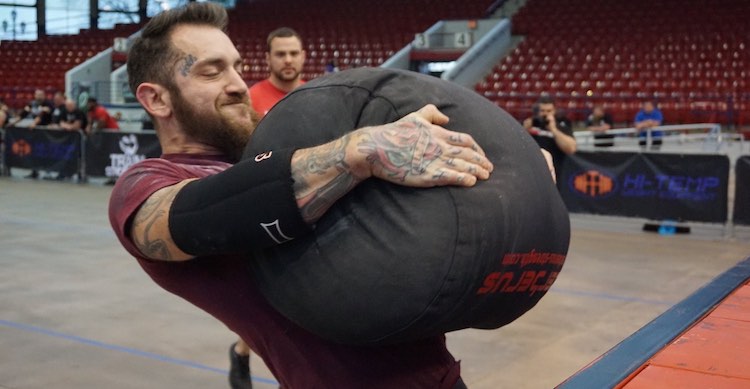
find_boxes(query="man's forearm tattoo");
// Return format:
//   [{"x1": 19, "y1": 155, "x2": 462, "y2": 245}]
[
  {"x1": 298, "y1": 136, "x2": 349, "y2": 176},
  {"x1": 297, "y1": 172, "x2": 358, "y2": 222},
  {"x1": 293, "y1": 135, "x2": 358, "y2": 223}
]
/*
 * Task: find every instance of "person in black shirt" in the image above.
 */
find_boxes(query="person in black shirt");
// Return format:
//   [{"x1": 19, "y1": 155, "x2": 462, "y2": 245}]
[
  {"x1": 13, "y1": 89, "x2": 54, "y2": 178},
  {"x1": 50, "y1": 92, "x2": 67, "y2": 126},
  {"x1": 24, "y1": 89, "x2": 55, "y2": 129},
  {"x1": 57, "y1": 99, "x2": 88, "y2": 131},
  {"x1": 585, "y1": 105, "x2": 615, "y2": 147},
  {"x1": 49, "y1": 99, "x2": 88, "y2": 181},
  {"x1": 522, "y1": 96, "x2": 577, "y2": 183}
]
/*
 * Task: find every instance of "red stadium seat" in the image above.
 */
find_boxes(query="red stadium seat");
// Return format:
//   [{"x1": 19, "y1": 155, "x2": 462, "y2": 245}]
[{"x1": 478, "y1": 0, "x2": 748, "y2": 126}]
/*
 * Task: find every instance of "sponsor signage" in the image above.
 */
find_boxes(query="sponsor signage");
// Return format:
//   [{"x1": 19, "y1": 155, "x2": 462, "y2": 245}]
[
  {"x1": 560, "y1": 152, "x2": 729, "y2": 223},
  {"x1": 85, "y1": 131, "x2": 161, "y2": 177},
  {"x1": 3, "y1": 127, "x2": 82, "y2": 175}
]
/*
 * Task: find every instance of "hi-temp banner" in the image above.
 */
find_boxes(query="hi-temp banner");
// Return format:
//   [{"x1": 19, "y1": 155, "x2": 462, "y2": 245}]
[
  {"x1": 3, "y1": 127, "x2": 82, "y2": 176},
  {"x1": 85, "y1": 131, "x2": 161, "y2": 177},
  {"x1": 734, "y1": 156, "x2": 750, "y2": 226},
  {"x1": 559, "y1": 152, "x2": 729, "y2": 223}
]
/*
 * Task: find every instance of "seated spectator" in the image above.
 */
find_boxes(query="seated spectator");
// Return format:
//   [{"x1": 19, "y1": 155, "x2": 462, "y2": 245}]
[
  {"x1": 10, "y1": 89, "x2": 54, "y2": 130},
  {"x1": 46, "y1": 99, "x2": 88, "y2": 181},
  {"x1": 58, "y1": 99, "x2": 88, "y2": 132},
  {"x1": 12, "y1": 89, "x2": 54, "y2": 179},
  {"x1": 586, "y1": 105, "x2": 615, "y2": 147},
  {"x1": 86, "y1": 97, "x2": 120, "y2": 134},
  {"x1": 634, "y1": 100, "x2": 663, "y2": 149},
  {"x1": 50, "y1": 92, "x2": 67, "y2": 126}
]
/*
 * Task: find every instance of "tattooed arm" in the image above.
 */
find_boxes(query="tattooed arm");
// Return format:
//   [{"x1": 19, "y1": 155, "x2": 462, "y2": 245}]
[
  {"x1": 292, "y1": 104, "x2": 493, "y2": 223},
  {"x1": 130, "y1": 105, "x2": 492, "y2": 261},
  {"x1": 130, "y1": 180, "x2": 197, "y2": 261}
]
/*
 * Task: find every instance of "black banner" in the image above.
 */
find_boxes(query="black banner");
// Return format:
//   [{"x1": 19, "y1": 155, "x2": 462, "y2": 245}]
[
  {"x1": 85, "y1": 131, "x2": 161, "y2": 177},
  {"x1": 3, "y1": 127, "x2": 82, "y2": 176},
  {"x1": 559, "y1": 152, "x2": 729, "y2": 223},
  {"x1": 734, "y1": 156, "x2": 750, "y2": 225}
]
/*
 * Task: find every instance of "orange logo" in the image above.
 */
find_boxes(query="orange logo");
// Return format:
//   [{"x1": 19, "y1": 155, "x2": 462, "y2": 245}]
[
  {"x1": 571, "y1": 170, "x2": 615, "y2": 197},
  {"x1": 11, "y1": 139, "x2": 32, "y2": 157}
]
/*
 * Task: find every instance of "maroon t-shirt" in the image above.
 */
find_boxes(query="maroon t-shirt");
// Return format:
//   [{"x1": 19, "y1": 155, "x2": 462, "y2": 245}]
[{"x1": 108, "y1": 153, "x2": 462, "y2": 389}]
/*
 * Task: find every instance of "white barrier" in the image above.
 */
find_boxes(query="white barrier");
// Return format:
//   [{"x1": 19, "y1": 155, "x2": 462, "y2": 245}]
[{"x1": 574, "y1": 123, "x2": 746, "y2": 154}]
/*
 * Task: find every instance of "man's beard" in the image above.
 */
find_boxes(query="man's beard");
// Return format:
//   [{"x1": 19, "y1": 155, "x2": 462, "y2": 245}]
[
  {"x1": 170, "y1": 87, "x2": 258, "y2": 162},
  {"x1": 273, "y1": 67, "x2": 301, "y2": 82}
]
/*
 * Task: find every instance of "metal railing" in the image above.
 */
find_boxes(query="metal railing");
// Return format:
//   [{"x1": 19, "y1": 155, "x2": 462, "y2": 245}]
[{"x1": 574, "y1": 123, "x2": 746, "y2": 154}]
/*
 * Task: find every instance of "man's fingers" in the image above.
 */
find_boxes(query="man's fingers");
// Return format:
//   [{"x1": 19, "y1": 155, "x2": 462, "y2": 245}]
[
  {"x1": 443, "y1": 142, "x2": 494, "y2": 174},
  {"x1": 431, "y1": 128, "x2": 494, "y2": 173},
  {"x1": 441, "y1": 128, "x2": 488, "y2": 157},
  {"x1": 412, "y1": 104, "x2": 449, "y2": 125},
  {"x1": 439, "y1": 156, "x2": 491, "y2": 181},
  {"x1": 430, "y1": 168, "x2": 479, "y2": 187},
  {"x1": 403, "y1": 118, "x2": 494, "y2": 174}
]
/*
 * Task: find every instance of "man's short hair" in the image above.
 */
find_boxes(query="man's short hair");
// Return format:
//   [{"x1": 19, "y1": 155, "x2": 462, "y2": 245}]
[
  {"x1": 126, "y1": 2, "x2": 228, "y2": 95},
  {"x1": 266, "y1": 27, "x2": 303, "y2": 52},
  {"x1": 536, "y1": 95, "x2": 555, "y2": 106}
]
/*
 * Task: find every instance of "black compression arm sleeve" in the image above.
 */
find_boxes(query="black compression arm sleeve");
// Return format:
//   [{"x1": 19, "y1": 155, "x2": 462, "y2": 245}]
[{"x1": 169, "y1": 148, "x2": 311, "y2": 256}]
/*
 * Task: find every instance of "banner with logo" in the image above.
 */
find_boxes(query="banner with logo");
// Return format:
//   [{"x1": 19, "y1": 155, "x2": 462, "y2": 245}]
[
  {"x1": 734, "y1": 156, "x2": 750, "y2": 225},
  {"x1": 85, "y1": 131, "x2": 161, "y2": 177},
  {"x1": 560, "y1": 152, "x2": 729, "y2": 223},
  {"x1": 3, "y1": 127, "x2": 82, "y2": 175}
]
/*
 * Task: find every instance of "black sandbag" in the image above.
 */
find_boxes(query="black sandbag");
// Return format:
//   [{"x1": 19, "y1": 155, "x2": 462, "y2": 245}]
[{"x1": 243, "y1": 68, "x2": 569, "y2": 345}]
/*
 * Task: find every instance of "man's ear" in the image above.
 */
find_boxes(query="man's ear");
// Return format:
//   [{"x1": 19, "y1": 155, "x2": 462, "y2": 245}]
[{"x1": 136, "y1": 83, "x2": 171, "y2": 119}]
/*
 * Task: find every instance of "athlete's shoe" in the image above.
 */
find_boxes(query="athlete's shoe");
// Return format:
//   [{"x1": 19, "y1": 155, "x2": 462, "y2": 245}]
[{"x1": 228, "y1": 342, "x2": 253, "y2": 389}]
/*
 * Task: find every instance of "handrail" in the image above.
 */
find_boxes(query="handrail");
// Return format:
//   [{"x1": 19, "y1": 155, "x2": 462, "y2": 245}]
[
  {"x1": 485, "y1": 0, "x2": 510, "y2": 17},
  {"x1": 574, "y1": 123, "x2": 745, "y2": 152}
]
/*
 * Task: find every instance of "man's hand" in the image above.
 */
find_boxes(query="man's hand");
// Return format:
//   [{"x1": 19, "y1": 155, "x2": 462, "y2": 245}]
[
  {"x1": 292, "y1": 104, "x2": 493, "y2": 223},
  {"x1": 523, "y1": 117, "x2": 534, "y2": 130},
  {"x1": 540, "y1": 148, "x2": 556, "y2": 183},
  {"x1": 350, "y1": 104, "x2": 493, "y2": 187},
  {"x1": 588, "y1": 124, "x2": 610, "y2": 133},
  {"x1": 636, "y1": 119, "x2": 660, "y2": 131}
]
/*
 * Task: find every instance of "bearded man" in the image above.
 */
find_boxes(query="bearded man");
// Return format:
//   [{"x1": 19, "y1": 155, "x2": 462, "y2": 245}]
[
  {"x1": 249, "y1": 27, "x2": 306, "y2": 117},
  {"x1": 109, "y1": 3, "x2": 492, "y2": 389}
]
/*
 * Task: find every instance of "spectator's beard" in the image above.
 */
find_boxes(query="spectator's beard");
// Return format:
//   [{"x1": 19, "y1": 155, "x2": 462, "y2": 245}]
[
  {"x1": 170, "y1": 86, "x2": 258, "y2": 162},
  {"x1": 273, "y1": 66, "x2": 301, "y2": 82}
]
